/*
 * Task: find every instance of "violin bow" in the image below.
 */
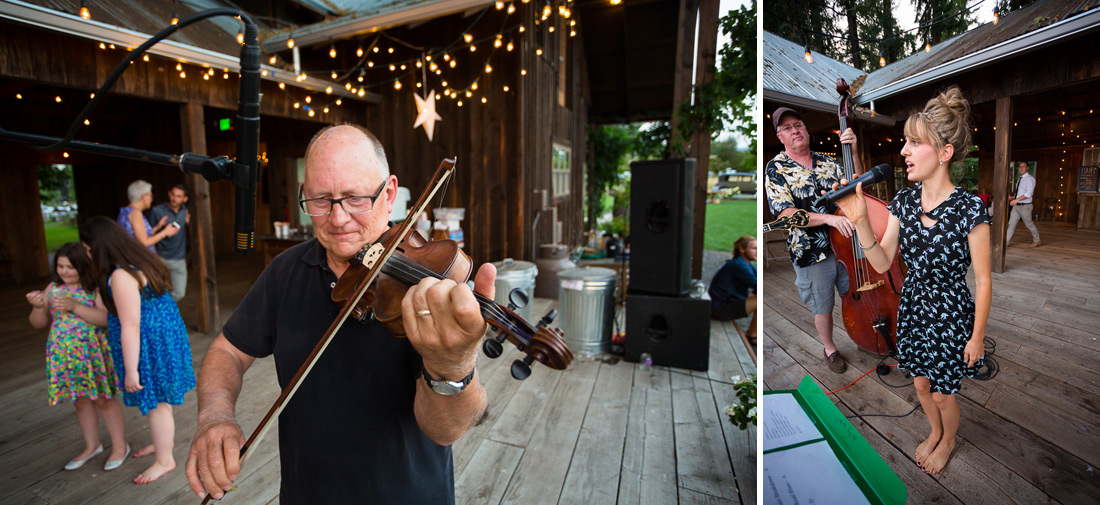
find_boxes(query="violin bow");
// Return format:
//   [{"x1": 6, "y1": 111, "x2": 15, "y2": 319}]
[{"x1": 200, "y1": 158, "x2": 456, "y2": 504}]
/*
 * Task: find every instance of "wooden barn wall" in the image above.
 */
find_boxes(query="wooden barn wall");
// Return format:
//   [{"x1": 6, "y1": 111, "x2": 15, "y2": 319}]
[{"x1": 359, "y1": 3, "x2": 588, "y2": 265}]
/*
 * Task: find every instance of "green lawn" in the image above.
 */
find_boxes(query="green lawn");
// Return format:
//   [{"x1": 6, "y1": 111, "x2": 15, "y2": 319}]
[
  {"x1": 704, "y1": 199, "x2": 756, "y2": 251},
  {"x1": 44, "y1": 220, "x2": 80, "y2": 252}
]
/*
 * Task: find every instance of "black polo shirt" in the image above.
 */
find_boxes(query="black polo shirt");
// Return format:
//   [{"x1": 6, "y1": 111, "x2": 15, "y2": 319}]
[{"x1": 223, "y1": 238, "x2": 454, "y2": 505}]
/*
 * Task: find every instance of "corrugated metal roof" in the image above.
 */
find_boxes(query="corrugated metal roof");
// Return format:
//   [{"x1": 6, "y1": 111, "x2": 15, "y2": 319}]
[
  {"x1": 764, "y1": 0, "x2": 1100, "y2": 106},
  {"x1": 860, "y1": 0, "x2": 1100, "y2": 98},
  {"x1": 762, "y1": 30, "x2": 865, "y2": 108}
]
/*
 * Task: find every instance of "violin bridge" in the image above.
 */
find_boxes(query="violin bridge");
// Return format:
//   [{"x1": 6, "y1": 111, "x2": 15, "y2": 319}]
[
  {"x1": 359, "y1": 244, "x2": 385, "y2": 269},
  {"x1": 856, "y1": 280, "x2": 884, "y2": 292}
]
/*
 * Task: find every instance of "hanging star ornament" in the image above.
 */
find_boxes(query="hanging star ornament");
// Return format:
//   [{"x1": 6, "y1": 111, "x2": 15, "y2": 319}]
[{"x1": 413, "y1": 89, "x2": 443, "y2": 141}]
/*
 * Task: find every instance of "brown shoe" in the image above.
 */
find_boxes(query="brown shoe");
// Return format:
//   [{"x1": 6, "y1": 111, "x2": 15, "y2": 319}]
[
  {"x1": 1030, "y1": 240, "x2": 1042, "y2": 248},
  {"x1": 824, "y1": 349, "x2": 847, "y2": 373}
]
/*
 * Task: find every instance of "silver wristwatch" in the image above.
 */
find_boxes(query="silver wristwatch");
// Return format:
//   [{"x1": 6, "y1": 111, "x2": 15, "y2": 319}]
[{"x1": 422, "y1": 367, "x2": 475, "y2": 396}]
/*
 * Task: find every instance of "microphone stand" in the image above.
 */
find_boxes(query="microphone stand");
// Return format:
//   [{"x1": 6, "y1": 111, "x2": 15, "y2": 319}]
[{"x1": 0, "y1": 8, "x2": 261, "y2": 254}]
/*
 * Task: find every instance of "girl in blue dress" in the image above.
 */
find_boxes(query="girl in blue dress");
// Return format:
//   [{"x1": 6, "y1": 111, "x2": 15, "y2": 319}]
[
  {"x1": 80, "y1": 216, "x2": 195, "y2": 484},
  {"x1": 832, "y1": 87, "x2": 991, "y2": 475}
]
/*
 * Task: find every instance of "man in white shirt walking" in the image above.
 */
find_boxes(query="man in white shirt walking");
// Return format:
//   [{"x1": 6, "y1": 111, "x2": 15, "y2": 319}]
[{"x1": 1007, "y1": 161, "x2": 1041, "y2": 248}]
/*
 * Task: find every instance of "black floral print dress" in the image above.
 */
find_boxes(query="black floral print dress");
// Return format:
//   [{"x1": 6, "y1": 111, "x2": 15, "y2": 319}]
[{"x1": 888, "y1": 184, "x2": 989, "y2": 394}]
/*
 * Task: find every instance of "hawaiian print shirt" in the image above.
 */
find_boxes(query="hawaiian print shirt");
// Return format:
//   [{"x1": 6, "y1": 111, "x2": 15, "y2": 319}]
[{"x1": 765, "y1": 151, "x2": 844, "y2": 267}]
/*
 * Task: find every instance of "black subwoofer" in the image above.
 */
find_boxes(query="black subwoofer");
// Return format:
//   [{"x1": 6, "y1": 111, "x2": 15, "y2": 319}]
[{"x1": 625, "y1": 293, "x2": 710, "y2": 371}]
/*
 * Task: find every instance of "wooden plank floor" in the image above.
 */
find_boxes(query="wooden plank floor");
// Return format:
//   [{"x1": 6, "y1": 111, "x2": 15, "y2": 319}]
[
  {"x1": 0, "y1": 255, "x2": 755, "y2": 504},
  {"x1": 762, "y1": 221, "x2": 1100, "y2": 505}
]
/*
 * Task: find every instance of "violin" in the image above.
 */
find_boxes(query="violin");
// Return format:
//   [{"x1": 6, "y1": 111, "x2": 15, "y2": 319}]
[
  {"x1": 199, "y1": 158, "x2": 572, "y2": 504},
  {"x1": 829, "y1": 78, "x2": 906, "y2": 356},
  {"x1": 330, "y1": 223, "x2": 574, "y2": 379}
]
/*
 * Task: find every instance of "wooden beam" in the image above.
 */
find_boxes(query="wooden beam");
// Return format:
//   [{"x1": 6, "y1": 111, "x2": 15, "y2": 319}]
[
  {"x1": 669, "y1": 0, "x2": 697, "y2": 144},
  {"x1": 689, "y1": 0, "x2": 719, "y2": 279},
  {"x1": 179, "y1": 103, "x2": 219, "y2": 334},
  {"x1": 992, "y1": 96, "x2": 1012, "y2": 274}
]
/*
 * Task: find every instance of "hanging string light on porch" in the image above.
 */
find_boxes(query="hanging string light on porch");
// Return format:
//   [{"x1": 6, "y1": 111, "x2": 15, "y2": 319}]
[
  {"x1": 171, "y1": 0, "x2": 179, "y2": 25},
  {"x1": 992, "y1": 7, "x2": 999, "y2": 25},
  {"x1": 330, "y1": 41, "x2": 337, "y2": 58},
  {"x1": 79, "y1": 0, "x2": 91, "y2": 20},
  {"x1": 803, "y1": 30, "x2": 813, "y2": 64}
]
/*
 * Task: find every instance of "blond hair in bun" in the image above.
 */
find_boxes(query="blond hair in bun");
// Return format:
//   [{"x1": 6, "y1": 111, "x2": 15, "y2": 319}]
[{"x1": 903, "y1": 86, "x2": 971, "y2": 162}]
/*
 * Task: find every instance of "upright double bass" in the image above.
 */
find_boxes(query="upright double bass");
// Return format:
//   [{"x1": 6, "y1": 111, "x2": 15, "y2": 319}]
[{"x1": 830, "y1": 78, "x2": 906, "y2": 356}]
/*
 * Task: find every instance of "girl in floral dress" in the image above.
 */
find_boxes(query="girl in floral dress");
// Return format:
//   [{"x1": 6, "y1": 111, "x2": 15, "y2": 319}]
[
  {"x1": 81, "y1": 217, "x2": 195, "y2": 484},
  {"x1": 833, "y1": 87, "x2": 991, "y2": 475},
  {"x1": 26, "y1": 242, "x2": 130, "y2": 471}
]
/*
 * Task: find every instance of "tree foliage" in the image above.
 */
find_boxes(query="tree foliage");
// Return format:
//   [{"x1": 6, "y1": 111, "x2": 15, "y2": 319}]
[
  {"x1": 675, "y1": 0, "x2": 757, "y2": 155},
  {"x1": 586, "y1": 125, "x2": 636, "y2": 229},
  {"x1": 912, "y1": 0, "x2": 975, "y2": 47},
  {"x1": 36, "y1": 164, "x2": 74, "y2": 205}
]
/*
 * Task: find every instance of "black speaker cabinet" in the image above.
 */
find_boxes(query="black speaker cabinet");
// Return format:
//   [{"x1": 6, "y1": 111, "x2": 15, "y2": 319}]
[
  {"x1": 626, "y1": 293, "x2": 710, "y2": 371},
  {"x1": 629, "y1": 158, "x2": 695, "y2": 296}
]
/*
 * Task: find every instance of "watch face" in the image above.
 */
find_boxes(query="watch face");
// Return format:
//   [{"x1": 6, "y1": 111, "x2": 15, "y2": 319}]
[{"x1": 430, "y1": 381, "x2": 464, "y2": 396}]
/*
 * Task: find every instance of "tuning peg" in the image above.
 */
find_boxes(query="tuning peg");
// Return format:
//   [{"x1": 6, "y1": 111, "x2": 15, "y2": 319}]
[
  {"x1": 537, "y1": 308, "x2": 557, "y2": 329},
  {"x1": 511, "y1": 356, "x2": 534, "y2": 380},
  {"x1": 482, "y1": 337, "x2": 504, "y2": 358},
  {"x1": 507, "y1": 288, "x2": 529, "y2": 311}
]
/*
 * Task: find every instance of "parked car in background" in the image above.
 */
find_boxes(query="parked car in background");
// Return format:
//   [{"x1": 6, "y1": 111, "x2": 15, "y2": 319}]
[{"x1": 715, "y1": 169, "x2": 757, "y2": 195}]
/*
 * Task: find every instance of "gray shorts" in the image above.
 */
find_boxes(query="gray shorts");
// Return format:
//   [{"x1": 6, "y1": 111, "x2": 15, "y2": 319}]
[{"x1": 793, "y1": 255, "x2": 849, "y2": 315}]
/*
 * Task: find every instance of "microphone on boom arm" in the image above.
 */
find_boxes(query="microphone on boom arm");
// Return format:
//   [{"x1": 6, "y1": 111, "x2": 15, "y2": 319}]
[
  {"x1": 815, "y1": 163, "x2": 893, "y2": 207},
  {"x1": 231, "y1": 22, "x2": 262, "y2": 255}
]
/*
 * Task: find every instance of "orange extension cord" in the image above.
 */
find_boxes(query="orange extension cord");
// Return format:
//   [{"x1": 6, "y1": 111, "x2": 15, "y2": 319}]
[{"x1": 824, "y1": 364, "x2": 898, "y2": 395}]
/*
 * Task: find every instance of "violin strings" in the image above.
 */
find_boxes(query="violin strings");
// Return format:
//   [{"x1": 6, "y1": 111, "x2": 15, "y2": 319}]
[{"x1": 380, "y1": 253, "x2": 532, "y2": 339}]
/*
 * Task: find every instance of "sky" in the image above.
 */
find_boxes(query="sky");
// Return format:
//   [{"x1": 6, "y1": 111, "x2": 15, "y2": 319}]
[
  {"x1": 713, "y1": 0, "x2": 751, "y2": 147},
  {"x1": 893, "y1": 0, "x2": 996, "y2": 32}
]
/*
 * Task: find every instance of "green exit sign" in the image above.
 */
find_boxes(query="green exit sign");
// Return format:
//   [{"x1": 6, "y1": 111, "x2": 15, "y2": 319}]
[{"x1": 218, "y1": 118, "x2": 233, "y2": 131}]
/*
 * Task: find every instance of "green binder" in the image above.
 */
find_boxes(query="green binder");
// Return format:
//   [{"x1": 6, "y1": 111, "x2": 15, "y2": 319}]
[{"x1": 764, "y1": 375, "x2": 907, "y2": 505}]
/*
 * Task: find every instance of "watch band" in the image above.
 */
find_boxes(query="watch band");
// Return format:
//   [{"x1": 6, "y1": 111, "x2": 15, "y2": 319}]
[{"x1": 422, "y1": 366, "x2": 476, "y2": 395}]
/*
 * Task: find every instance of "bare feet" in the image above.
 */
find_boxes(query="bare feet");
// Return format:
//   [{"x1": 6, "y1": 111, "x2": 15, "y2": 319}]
[
  {"x1": 923, "y1": 436, "x2": 956, "y2": 474},
  {"x1": 134, "y1": 460, "x2": 176, "y2": 484},
  {"x1": 133, "y1": 444, "x2": 156, "y2": 458},
  {"x1": 915, "y1": 433, "x2": 941, "y2": 468}
]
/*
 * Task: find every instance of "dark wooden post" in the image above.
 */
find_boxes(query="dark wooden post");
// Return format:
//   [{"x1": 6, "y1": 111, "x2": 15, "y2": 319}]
[
  {"x1": 670, "y1": 0, "x2": 698, "y2": 142},
  {"x1": 689, "y1": 0, "x2": 719, "y2": 279},
  {"x1": 992, "y1": 96, "x2": 1012, "y2": 274},
  {"x1": 180, "y1": 103, "x2": 219, "y2": 334}
]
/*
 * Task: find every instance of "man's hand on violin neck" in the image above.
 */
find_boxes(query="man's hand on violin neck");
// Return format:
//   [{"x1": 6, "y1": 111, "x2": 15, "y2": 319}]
[{"x1": 403, "y1": 263, "x2": 497, "y2": 380}]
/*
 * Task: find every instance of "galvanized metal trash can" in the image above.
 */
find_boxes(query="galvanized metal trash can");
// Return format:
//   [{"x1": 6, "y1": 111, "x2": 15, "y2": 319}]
[
  {"x1": 557, "y1": 267, "x2": 617, "y2": 356},
  {"x1": 490, "y1": 258, "x2": 538, "y2": 322}
]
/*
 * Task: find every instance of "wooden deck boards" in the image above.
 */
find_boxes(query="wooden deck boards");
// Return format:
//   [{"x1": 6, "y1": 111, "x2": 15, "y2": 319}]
[
  {"x1": 762, "y1": 222, "x2": 1100, "y2": 505},
  {"x1": 0, "y1": 254, "x2": 755, "y2": 504}
]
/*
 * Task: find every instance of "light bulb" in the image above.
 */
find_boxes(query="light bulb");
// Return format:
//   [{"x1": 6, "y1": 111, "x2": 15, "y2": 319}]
[
  {"x1": 357, "y1": 46, "x2": 364, "y2": 57},
  {"x1": 287, "y1": 38, "x2": 295, "y2": 49},
  {"x1": 464, "y1": 33, "x2": 473, "y2": 43},
  {"x1": 326, "y1": 86, "x2": 332, "y2": 94},
  {"x1": 925, "y1": 42, "x2": 931, "y2": 53},
  {"x1": 503, "y1": 85, "x2": 509, "y2": 92},
  {"x1": 330, "y1": 46, "x2": 336, "y2": 58},
  {"x1": 336, "y1": 99, "x2": 342, "y2": 105},
  {"x1": 804, "y1": 47, "x2": 813, "y2": 64},
  {"x1": 485, "y1": 64, "x2": 492, "y2": 73},
  {"x1": 394, "y1": 81, "x2": 402, "y2": 90},
  {"x1": 279, "y1": 82, "x2": 285, "y2": 89},
  {"x1": 305, "y1": 96, "x2": 311, "y2": 103}
]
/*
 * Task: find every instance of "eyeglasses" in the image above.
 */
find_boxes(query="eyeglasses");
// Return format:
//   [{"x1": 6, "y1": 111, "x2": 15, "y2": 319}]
[
  {"x1": 777, "y1": 122, "x2": 806, "y2": 135},
  {"x1": 298, "y1": 181, "x2": 386, "y2": 217}
]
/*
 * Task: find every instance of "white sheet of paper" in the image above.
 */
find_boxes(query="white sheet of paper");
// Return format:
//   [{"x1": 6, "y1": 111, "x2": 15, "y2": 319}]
[
  {"x1": 764, "y1": 440, "x2": 872, "y2": 505},
  {"x1": 763, "y1": 393, "x2": 823, "y2": 451}
]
